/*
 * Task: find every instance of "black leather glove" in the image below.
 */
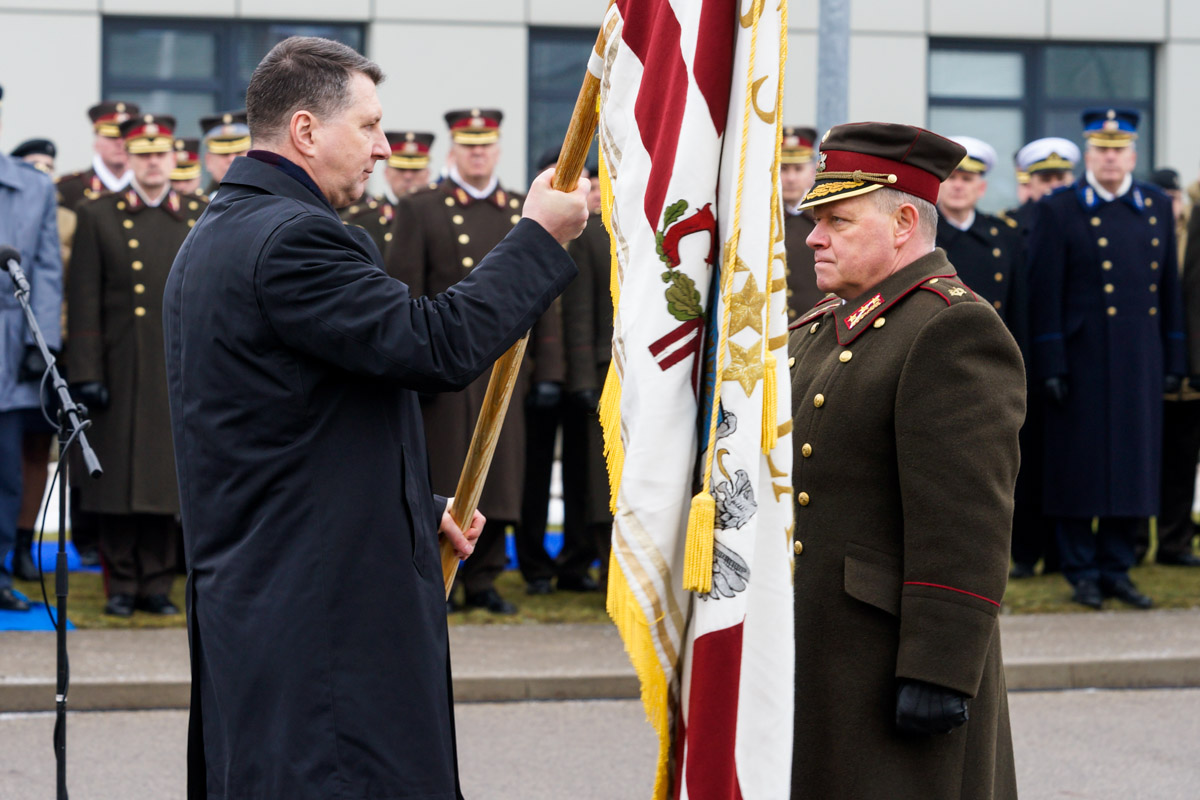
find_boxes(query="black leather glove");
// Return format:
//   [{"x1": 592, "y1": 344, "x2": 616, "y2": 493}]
[
  {"x1": 1164, "y1": 374, "x2": 1183, "y2": 394},
  {"x1": 17, "y1": 345, "x2": 52, "y2": 383},
  {"x1": 895, "y1": 678, "x2": 970, "y2": 736},
  {"x1": 571, "y1": 388, "x2": 601, "y2": 412},
  {"x1": 527, "y1": 381, "x2": 563, "y2": 410},
  {"x1": 1044, "y1": 376, "x2": 1068, "y2": 406},
  {"x1": 72, "y1": 381, "x2": 110, "y2": 411}
]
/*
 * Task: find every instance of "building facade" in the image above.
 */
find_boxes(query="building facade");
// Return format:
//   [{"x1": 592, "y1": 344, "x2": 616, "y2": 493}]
[{"x1": 1, "y1": 0, "x2": 1198, "y2": 209}]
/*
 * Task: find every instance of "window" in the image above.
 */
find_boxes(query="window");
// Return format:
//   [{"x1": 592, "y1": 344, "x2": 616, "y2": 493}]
[
  {"x1": 928, "y1": 40, "x2": 1155, "y2": 213},
  {"x1": 528, "y1": 28, "x2": 599, "y2": 184},
  {"x1": 102, "y1": 18, "x2": 365, "y2": 141}
]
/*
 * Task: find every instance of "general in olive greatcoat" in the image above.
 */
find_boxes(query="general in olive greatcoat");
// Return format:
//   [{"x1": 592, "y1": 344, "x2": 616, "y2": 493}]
[
  {"x1": 789, "y1": 250, "x2": 1024, "y2": 799},
  {"x1": 165, "y1": 154, "x2": 576, "y2": 798},
  {"x1": 783, "y1": 209, "x2": 823, "y2": 318},
  {"x1": 68, "y1": 187, "x2": 207, "y2": 515},
  {"x1": 384, "y1": 180, "x2": 564, "y2": 523},
  {"x1": 339, "y1": 194, "x2": 395, "y2": 256},
  {"x1": 1029, "y1": 180, "x2": 1186, "y2": 518}
]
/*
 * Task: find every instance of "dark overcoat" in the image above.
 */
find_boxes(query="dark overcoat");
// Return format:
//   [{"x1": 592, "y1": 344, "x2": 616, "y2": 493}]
[
  {"x1": 69, "y1": 188, "x2": 206, "y2": 515},
  {"x1": 1029, "y1": 180, "x2": 1186, "y2": 517},
  {"x1": 783, "y1": 209, "x2": 824, "y2": 318},
  {"x1": 935, "y1": 211, "x2": 1022, "y2": 325},
  {"x1": 788, "y1": 250, "x2": 1024, "y2": 800},
  {"x1": 56, "y1": 167, "x2": 111, "y2": 210},
  {"x1": 563, "y1": 212, "x2": 614, "y2": 524},
  {"x1": 163, "y1": 155, "x2": 575, "y2": 799},
  {"x1": 339, "y1": 194, "x2": 395, "y2": 255},
  {"x1": 385, "y1": 179, "x2": 564, "y2": 521}
]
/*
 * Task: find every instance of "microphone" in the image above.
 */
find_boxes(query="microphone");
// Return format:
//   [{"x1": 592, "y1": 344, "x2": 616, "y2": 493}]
[{"x1": 0, "y1": 245, "x2": 31, "y2": 294}]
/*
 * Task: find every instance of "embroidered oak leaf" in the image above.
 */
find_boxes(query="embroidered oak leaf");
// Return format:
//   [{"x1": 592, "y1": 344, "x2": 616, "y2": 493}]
[{"x1": 661, "y1": 270, "x2": 703, "y2": 321}]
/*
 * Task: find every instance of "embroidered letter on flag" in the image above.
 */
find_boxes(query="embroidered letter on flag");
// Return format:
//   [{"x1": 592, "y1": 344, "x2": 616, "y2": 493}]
[{"x1": 595, "y1": 1, "x2": 794, "y2": 797}]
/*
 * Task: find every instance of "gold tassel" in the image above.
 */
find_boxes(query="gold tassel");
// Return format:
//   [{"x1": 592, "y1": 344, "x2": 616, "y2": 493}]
[
  {"x1": 761, "y1": 350, "x2": 778, "y2": 454},
  {"x1": 599, "y1": 362, "x2": 624, "y2": 514},
  {"x1": 682, "y1": 490, "x2": 715, "y2": 593}
]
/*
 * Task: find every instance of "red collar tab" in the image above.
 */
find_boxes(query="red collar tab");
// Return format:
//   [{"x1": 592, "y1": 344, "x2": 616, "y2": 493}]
[{"x1": 844, "y1": 293, "x2": 883, "y2": 330}]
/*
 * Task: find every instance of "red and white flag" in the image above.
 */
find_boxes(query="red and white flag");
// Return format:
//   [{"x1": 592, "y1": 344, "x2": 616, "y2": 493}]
[{"x1": 595, "y1": 1, "x2": 793, "y2": 797}]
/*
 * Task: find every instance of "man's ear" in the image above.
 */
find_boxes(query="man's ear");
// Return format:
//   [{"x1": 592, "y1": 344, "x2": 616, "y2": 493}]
[
  {"x1": 290, "y1": 110, "x2": 318, "y2": 158},
  {"x1": 893, "y1": 202, "x2": 920, "y2": 247}
]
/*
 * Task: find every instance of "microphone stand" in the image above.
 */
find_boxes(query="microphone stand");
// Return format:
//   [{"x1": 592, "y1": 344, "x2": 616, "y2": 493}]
[{"x1": 2, "y1": 249, "x2": 102, "y2": 800}]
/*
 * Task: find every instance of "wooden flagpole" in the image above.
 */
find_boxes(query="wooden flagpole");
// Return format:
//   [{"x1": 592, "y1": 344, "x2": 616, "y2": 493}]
[{"x1": 440, "y1": 9, "x2": 612, "y2": 598}]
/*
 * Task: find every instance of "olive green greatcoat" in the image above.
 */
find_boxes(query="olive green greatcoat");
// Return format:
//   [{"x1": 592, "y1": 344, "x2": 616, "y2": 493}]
[
  {"x1": 56, "y1": 167, "x2": 111, "y2": 211},
  {"x1": 784, "y1": 209, "x2": 825, "y2": 319},
  {"x1": 68, "y1": 188, "x2": 207, "y2": 515},
  {"x1": 384, "y1": 179, "x2": 564, "y2": 521},
  {"x1": 563, "y1": 212, "x2": 614, "y2": 524},
  {"x1": 788, "y1": 249, "x2": 1024, "y2": 800},
  {"x1": 338, "y1": 194, "x2": 395, "y2": 257}
]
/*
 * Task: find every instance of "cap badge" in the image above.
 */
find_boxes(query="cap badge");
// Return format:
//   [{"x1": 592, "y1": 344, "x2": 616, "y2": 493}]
[
  {"x1": 144, "y1": 114, "x2": 153, "y2": 123},
  {"x1": 403, "y1": 142, "x2": 418, "y2": 153},
  {"x1": 816, "y1": 152, "x2": 827, "y2": 173},
  {"x1": 222, "y1": 113, "x2": 233, "y2": 124},
  {"x1": 1103, "y1": 120, "x2": 1118, "y2": 131},
  {"x1": 405, "y1": 132, "x2": 415, "y2": 141},
  {"x1": 1106, "y1": 109, "x2": 1116, "y2": 120},
  {"x1": 145, "y1": 124, "x2": 159, "y2": 136},
  {"x1": 116, "y1": 103, "x2": 126, "y2": 112}
]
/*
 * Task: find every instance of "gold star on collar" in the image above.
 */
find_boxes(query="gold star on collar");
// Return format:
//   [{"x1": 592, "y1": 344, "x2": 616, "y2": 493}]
[
  {"x1": 728, "y1": 272, "x2": 766, "y2": 336},
  {"x1": 948, "y1": 286, "x2": 967, "y2": 297},
  {"x1": 723, "y1": 338, "x2": 764, "y2": 397}
]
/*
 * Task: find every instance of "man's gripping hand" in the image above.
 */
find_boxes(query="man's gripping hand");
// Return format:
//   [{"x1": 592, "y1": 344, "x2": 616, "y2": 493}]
[
  {"x1": 439, "y1": 497, "x2": 485, "y2": 560},
  {"x1": 895, "y1": 678, "x2": 970, "y2": 735},
  {"x1": 522, "y1": 169, "x2": 589, "y2": 245}
]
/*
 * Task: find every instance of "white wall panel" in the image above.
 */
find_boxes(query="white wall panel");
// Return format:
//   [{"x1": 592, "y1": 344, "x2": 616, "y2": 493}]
[
  {"x1": 0, "y1": 0, "x2": 96, "y2": 10},
  {"x1": 374, "y1": 0, "x2": 524, "y2": 25},
  {"x1": 99, "y1": 0, "x2": 234, "y2": 15},
  {"x1": 848, "y1": 34, "x2": 926, "y2": 127},
  {"x1": 1049, "y1": 0, "x2": 1166, "y2": 41},
  {"x1": 1168, "y1": 0, "x2": 1200, "y2": 40},
  {"x1": 240, "y1": 0, "x2": 369, "y2": 20},
  {"x1": 929, "y1": 0, "x2": 1048, "y2": 38},
  {"x1": 851, "y1": 0, "x2": 924, "y2": 34},
  {"x1": 1157, "y1": 43, "x2": 1200, "y2": 181},
  {"x1": 527, "y1": 0, "x2": 609, "y2": 28},
  {"x1": 782, "y1": 31, "x2": 819, "y2": 129}
]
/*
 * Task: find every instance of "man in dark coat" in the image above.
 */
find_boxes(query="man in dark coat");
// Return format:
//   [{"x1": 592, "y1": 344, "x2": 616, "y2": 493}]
[
  {"x1": 780, "y1": 125, "x2": 824, "y2": 318},
  {"x1": 788, "y1": 122, "x2": 1023, "y2": 799},
  {"x1": 56, "y1": 101, "x2": 139, "y2": 210},
  {"x1": 164, "y1": 38, "x2": 587, "y2": 799},
  {"x1": 385, "y1": 109, "x2": 566, "y2": 613},
  {"x1": 1029, "y1": 108, "x2": 1186, "y2": 610},
  {"x1": 69, "y1": 114, "x2": 204, "y2": 617}
]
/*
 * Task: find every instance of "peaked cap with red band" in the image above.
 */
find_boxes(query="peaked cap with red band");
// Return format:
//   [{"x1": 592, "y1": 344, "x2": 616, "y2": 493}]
[
  {"x1": 444, "y1": 108, "x2": 503, "y2": 145},
  {"x1": 120, "y1": 114, "x2": 177, "y2": 154},
  {"x1": 781, "y1": 125, "x2": 817, "y2": 165},
  {"x1": 88, "y1": 101, "x2": 140, "y2": 138},
  {"x1": 799, "y1": 122, "x2": 967, "y2": 210},
  {"x1": 385, "y1": 130, "x2": 435, "y2": 169}
]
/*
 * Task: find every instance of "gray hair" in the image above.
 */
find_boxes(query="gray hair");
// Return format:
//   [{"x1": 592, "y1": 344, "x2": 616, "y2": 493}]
[
  {"x1": 870, "y1": 187, "x2": 938, "y2": 245},
  {"x1": 246, "y1": 36, "x2": 384, "y2": 143}
]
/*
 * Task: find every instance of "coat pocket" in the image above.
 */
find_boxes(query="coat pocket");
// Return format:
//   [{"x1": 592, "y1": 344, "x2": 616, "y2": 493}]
[{"x1": 843, "y1": 542, "x2": 902, "y2": 617}]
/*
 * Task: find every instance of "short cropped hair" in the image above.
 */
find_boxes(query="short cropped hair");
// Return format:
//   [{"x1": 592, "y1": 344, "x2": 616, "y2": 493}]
[
  {"x1": 246, "y1": 36, "x2": 384, "y2": 143},
  {"x1": 871, "y1": 187, "x2": 937, "y2": 245}
]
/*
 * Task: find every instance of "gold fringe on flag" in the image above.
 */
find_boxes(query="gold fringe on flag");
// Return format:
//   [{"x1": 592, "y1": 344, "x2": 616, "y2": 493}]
[
  {"x1": 760, "y1": 0, "x2": 789, "y2": 455},
  {"x1": 598, "y1": 150, "x2": 626, "y2": 515}
]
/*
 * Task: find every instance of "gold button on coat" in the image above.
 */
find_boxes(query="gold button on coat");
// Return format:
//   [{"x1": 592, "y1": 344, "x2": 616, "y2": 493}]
[
  {"x1": 788, "y1": 357, "x2": 795, "y2": 367},
  {"x1": 813, "y1": 393, "x2": 824, "y2": 408},
  {"x1": 1097, "y1": 237, "x2": 1108, "y2": 247},
  {"x1": 1151, "y1": 238, "x2": 1160, "y2": 247},
  {"x1": 134, "y1": 284, "x2": 145, "y2": 294},
  {"x1": 128, "y1": 239, "x2": 139, "y2": 249},
  {"x1": 462, "y1": 257, "x2": 474, "y2": 268},
  {"x1": 511, "y1": 215, "x2": 521, "y2": 225},
  {"x1": 992, "y1": 247, "x2": 1001, "y2": 257},
  {"x1": 1149, "y1": 216, "x2": 1157, "y2": 225},
  {"x1": 839, "y1": 350, "x2": 853, "y2": 363},
  {"x1": 1107, "y1": 307, "x2": 1117, "y2": 316},
  {"x1": 458, "y1": 233, "x2": 470, "y2": 244},
  {"x1": 801, "y1": 443, "x2": 812, "y2": 457},
  {"x1": 452, "y1": 214, "x2": 464, "y2": 224},
  {"x1": 873, "y1": 317, "x2": 886, "y2": 328},
  {"x1": 1104, "y1": 284, "x2": 1114, "y2": 293},
  {"x1": 131, "y1": 260, "x2": 143, "y2": 271},
  {"x1": 809, "y1": 322, "x2": 820, "y2": 335},
  {"x1": 134, "y1": 307, "x2": 146, "y2": 317},
  {"x1": 797, "y1": 491, "x2": 810, "y2": 506},
  {"x1": 1091, "y1": 217, "x2": 1101, "y2": 226},
  {"x1": 1150, "y1": 307, "x2": 1158, "y2": 316},
  {"x1": 1151, "y1": 261, "x2": 1159, "y2": 270},
  {"x1": 122, "y1": 219, "x2": 133, "y2": 229},
  {"x1": 793, "y1": 540, "x2": 804, "y2": 555},
  {"x1": 444, "y1": 197, "x2": 455, "y2": 207},
  {"x1": 1102, "y1": 260, "x2": 1113, "y2": 270}
]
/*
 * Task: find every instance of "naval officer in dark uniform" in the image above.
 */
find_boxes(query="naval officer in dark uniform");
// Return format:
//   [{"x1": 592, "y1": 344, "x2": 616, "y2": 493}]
[
  {"x1": 935, "y1": 135, "x2": 1023, "y2": 324},
  {"x1": 1029, "y1": 108, "x2": 1186, "y2": 609},
  {"x1": 788, "y1": 122, "x2": 1022, "y2": 800}
]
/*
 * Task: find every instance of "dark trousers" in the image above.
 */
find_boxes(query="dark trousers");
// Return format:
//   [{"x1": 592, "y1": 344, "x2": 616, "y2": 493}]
[
  {"x1": 516, "y1": 402, "x2": 562, "y2": 583},
  {"x1": 458, "y1": 518, "x2": 513, "y2": 596},
  {"x1": 1057, "y1": 516, "x2": 1138, "y2": 587},
  {"x1": 99, "y1": 512, "x2": 177, "y2": 597},
  {"x1": 0, "y1": 409, "x2": 25, "y2": 590},
  {"x1": 1012, "y1": 397, "x2": 1059, "y2": 570},
  {"x1": 558, "y1": 402, "x2": 601, "y2": 582},
  {"x1": 1154, "y1": 399, "x2": 1200, "y2": 560}
]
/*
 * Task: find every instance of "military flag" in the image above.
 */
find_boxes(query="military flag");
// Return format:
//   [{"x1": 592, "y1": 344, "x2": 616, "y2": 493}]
[{"x1": 594, "y1": 0, "x2": 793, "y2": 796}]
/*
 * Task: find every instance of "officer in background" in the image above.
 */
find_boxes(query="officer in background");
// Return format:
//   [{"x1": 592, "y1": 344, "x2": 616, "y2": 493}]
[
  {"x1": 199, "y1": 110, "x2": 251, "y2": 198},
  {"x1": 780, "y1": 126, "x2": 823, "y2": 319},
  {"x1": 936, "y1": 136, "x2": 1023, "y2": 325},
  {"x1": 382, "y1": 130, "x2": 436, "y2": 201},
  {"x1": 1001, "y1": 137, "x2": 1081, "y2": 236},
  {"x1": 57, "y1": 101, "x2": 140, "y2": 210},
  {"x1": 0, "y1": 85, "x2": 64, "y2": 607},
  {"x1": 11, "y1": 139, "x2": 56, "y2": 176},
  {"x1": 1015, "y1": 158, "x2": 1032, "y2": 207},
  {"x1": 1029, "y1": 108, "x2": 1185, "y2": 609},
  {"x1": 68, "y1": 114, "x2": 208, "y2": 617},
  {"x1": 386, "y1": 109, "x2": 564, "y2": 614},
  {"x1": 170, "y1": 138, "x2": 204, "y2": 197}
]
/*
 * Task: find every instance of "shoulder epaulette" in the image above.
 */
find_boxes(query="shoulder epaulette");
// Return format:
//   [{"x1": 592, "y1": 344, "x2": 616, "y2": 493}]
[
  {"x1": 789, "y1": 294, "x2": 840, "y2": 329},
  {"x1": 995, "y1": 211, "x2": 1019, "y2": 229},
  {"x1": 918, "y1": 275, "x2": 979, "y2": 306}
]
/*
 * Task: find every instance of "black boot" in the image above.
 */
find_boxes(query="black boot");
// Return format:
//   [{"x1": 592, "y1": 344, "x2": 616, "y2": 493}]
[{"x1": 12, "y1": 528, "x2": 39, "y2": 581}]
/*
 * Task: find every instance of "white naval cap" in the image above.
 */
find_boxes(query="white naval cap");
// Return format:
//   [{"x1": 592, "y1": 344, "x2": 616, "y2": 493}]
[
  {"x1": 1016, "y1": 137, "x2": 1081, "y2": 173},
  {"x1": 949, "y1": 136, "x2": 997, "y2": 174}
]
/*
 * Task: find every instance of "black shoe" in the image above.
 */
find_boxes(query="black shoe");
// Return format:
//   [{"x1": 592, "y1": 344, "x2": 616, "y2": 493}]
[
  {"x1": 525, "y1": 578, "x2": 555, "y2": 596},
  {"x1": 1156, "y1": 552, "x2": 1200, "y2": 567},
  {"x1": 103, "y1": 593, "x2": 135, "y2": 618},
  {"x1": 12, "y1": 548, "x2": 39, "y2": 581},
  {"x1": 76, "y1": 548, "x2": 101, "y2": 568},
  {"x1": 1071, "y1": 580, "x2": 1103, "y2": 610},
  {"x1": 0, "y1": 587, "x2": 30, "y2": 612},
  {"x1": 1100, "y1": 578, "x2": 1153, "y2": 609},
  {"x1": 1009, "y1": 562, "x2": 1036, "y2": 579},
  {"x1": 135, "y1": 594, "x2": 180, "y2": 615},
  {"x1": 465, "y1": 588, "x2": 517, "y2": 615},
  {"x1": 557, "y1": 574, "x2": 600, "y2": 592}
]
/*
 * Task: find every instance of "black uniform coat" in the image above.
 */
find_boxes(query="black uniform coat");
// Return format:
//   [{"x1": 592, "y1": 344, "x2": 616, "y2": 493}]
[
  {"x1": 935, "y1": 211, "x2": 1022, "y2": 325},
  {"x1": 164, "y1": 155, "x2": 575, "y2": 799},
  {"x1": 339, "y1": 194, "x2": 395, "y2": 255},
  {"x1": 788, "y1": 250, "x2": 1023, "y2": 800},
  {"x1": 69, "y1": 187, "x2": 206, "y2": 515},
  {"x1": 385, "y1": 179, "x2": 564, "y2": 521},
  {"x1": 1029, "y1": 179, "x2": 1186, "y2": 518},
  {"x1": 783, "y1": 209, "x2": 824, "y2": 319}
]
